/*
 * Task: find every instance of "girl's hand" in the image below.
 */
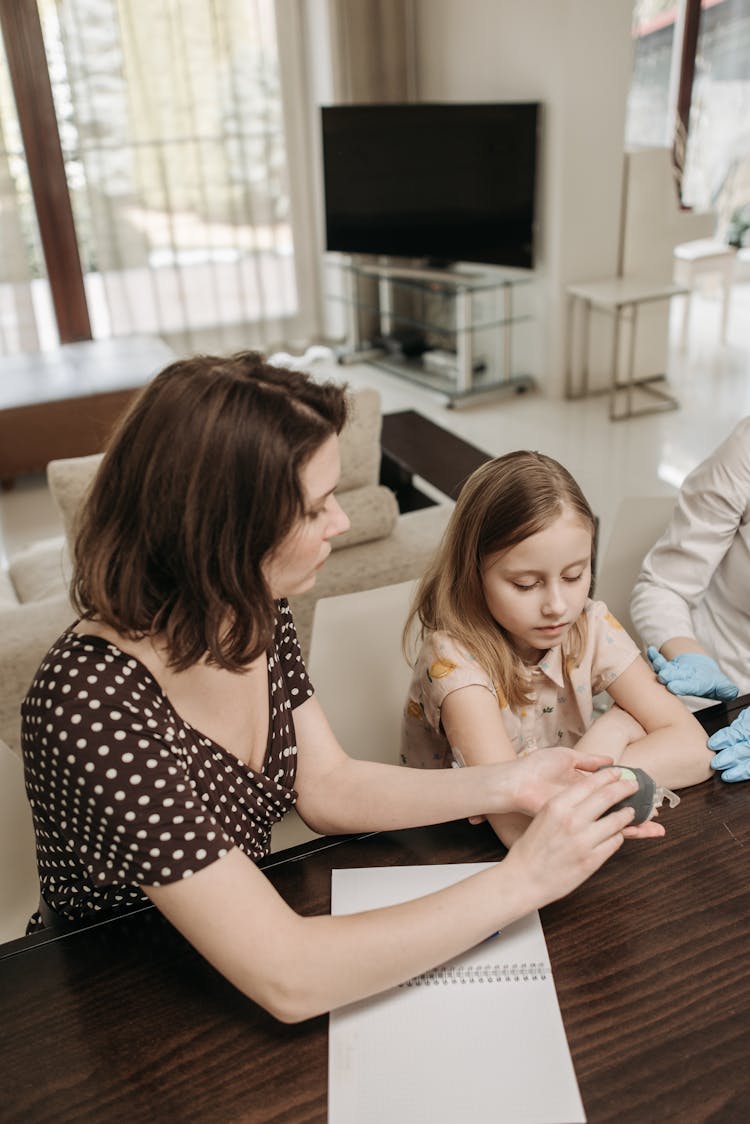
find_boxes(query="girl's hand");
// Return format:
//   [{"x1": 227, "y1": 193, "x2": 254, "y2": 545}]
[
  {"x1": 503, "y1": 768, "x2": 640, "y2": 907},
  {"x1": 507, "y1": 746, "x2": 615, "y2": 817},
  {"x1": 573, "y1": 705, "x2": 646, "y2": 762},
  {"x1": 622, "y1": 816, "x2": 665, "y2": 839}
]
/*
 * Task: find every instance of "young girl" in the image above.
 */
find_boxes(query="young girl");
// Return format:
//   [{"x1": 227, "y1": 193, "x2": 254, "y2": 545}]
[{"x1": 402, "y1": 451, "x2": 713, "y2": 848}]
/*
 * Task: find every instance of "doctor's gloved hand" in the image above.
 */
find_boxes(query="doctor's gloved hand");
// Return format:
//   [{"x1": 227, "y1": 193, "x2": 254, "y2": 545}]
[
  {"x1": 647, "y1": 648, "x2": 739, "y2": 701},
  {"x1": 708, "y1": 707, "x2": 750, "y2": 783}
]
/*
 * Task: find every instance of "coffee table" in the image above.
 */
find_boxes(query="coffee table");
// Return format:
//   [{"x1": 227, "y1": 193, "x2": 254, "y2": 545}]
[{"x1": 380, "y1": 409, "x2": 491, "y2": 511}]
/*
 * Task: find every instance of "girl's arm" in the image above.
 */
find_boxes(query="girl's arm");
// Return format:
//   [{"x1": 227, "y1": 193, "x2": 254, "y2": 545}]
[
  {"x1": 437, "y1": 688, "x2": 663, "y2": 844},
  {"x1": 145, "y1": 767, "x2": 641, "y2": 1023},
  {"x1": 606, "y1": 654, "x2": 714, "y2": 787},
  {"x1": 438, "y1": 684, "x2": 532, "y2": 848},
  {"x1": 574, "y1": 704, "x2": 646, "y2": 758}
]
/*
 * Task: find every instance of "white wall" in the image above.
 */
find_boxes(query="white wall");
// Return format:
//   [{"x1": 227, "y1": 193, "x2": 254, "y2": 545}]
[{"x1": 414, "y1": 0, "x2": 635, "y2": 396}]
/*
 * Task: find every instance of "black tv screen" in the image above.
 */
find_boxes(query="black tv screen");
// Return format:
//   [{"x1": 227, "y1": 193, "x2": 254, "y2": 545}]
[{"x1": 321, "y1": 102, "x2": 540, "y2": 270}]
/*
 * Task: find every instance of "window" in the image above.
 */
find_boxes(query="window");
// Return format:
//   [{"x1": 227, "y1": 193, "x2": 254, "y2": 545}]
[
  {"x1": 0, "y1": 0, "x2": 298, "y2": 355},
  {"x1": 625, "y1": 0, "x2": 750, "y2": 238}
]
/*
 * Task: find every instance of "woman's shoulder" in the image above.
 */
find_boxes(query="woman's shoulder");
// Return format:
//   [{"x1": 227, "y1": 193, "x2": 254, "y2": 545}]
[{"x1": 24, "y1": 621, "x2": 166, "y2": 721}]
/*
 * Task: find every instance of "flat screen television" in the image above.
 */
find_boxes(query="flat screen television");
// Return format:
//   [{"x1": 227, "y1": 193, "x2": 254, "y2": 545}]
[{"x1": 321, "y1": 102, "x2": 540, "y2": 271}]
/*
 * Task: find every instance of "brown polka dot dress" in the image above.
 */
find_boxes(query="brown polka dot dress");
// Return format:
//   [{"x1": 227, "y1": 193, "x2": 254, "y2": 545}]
[{"x1": 21, "y1": 600, "x2": 313, "y2": 932}]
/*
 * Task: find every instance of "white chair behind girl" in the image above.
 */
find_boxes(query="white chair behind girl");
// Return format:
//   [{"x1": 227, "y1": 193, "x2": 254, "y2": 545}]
[{"x1": 270, "y1": 580, "x2": 417, "y2": 852}]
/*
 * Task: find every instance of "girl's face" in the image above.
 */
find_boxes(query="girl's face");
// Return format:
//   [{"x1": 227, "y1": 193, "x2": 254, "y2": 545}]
[
  {"x1": 481, "y1": 506, "x2": 592, "y2": 663},
  {"x1": 263, "y1": 435, "x2": 350, "y2": 598}
]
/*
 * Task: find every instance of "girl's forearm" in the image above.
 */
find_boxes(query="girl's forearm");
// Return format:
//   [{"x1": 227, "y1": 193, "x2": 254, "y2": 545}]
[
  {"x1": 485, "y1": 811, "x2": 530, "y2": 849},
  {"x1": 574, "y1": 705, "x2": 643, "y2": 762},
  {"x1": 619, "y1": 728, "x2": 713, "y2": 787}
]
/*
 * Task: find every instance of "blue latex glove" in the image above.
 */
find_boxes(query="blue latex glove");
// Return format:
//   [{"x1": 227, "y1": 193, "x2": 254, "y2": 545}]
[
  {"x1": 707, "y1": 707, "x2": 750, "y2": 782},
  {"x1": 647, "y1": 647, "x2": 739, "y2": 701}
]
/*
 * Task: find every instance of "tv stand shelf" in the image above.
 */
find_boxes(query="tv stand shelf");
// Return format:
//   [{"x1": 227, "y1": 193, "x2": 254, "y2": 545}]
[{"x1": 327, "y1": 256, "x2": 535, "y2": 406}]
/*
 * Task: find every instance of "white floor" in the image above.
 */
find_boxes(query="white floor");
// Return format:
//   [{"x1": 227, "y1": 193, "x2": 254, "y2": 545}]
[{"x1": 2, "y1": 282, "x2": 749, "y2": 571}]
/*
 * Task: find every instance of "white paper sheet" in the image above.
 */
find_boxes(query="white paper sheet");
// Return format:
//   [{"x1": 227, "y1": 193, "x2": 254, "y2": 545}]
[{"x1": 328, "y1": 863, "x2": 586, "y2": 1124}]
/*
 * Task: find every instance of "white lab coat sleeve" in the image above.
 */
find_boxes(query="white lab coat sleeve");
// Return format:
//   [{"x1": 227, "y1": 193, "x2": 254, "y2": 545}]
[{"x1": 629, "y1": 418, "x2": 750, "y2": 653}]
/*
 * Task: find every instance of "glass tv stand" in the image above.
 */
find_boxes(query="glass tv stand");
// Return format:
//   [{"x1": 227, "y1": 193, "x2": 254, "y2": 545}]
[{"x1": 326, "y1": 255, "x2": 535, "y2": 406}]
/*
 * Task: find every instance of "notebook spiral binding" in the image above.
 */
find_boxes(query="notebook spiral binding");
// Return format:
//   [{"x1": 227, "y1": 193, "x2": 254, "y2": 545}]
[{"x1": 401, "y1": 961, "x2": 549, "y2": 987}]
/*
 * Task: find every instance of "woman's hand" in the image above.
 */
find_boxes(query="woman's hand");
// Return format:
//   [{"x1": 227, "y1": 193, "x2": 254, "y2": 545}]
[
  {"x1": 502, "y1": 768, "x2": 641, "y2": 907},
  {"x1": 503, "y1": 746, "x2": 615, "y2": 817}
]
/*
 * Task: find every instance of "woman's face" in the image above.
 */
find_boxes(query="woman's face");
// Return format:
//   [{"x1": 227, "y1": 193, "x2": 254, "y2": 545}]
[{"x1": 262, "y1": 434, "x2": 350, "y2": 598}]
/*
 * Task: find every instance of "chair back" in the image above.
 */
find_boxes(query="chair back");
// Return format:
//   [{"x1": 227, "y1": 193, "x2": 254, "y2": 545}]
[
  {"x1": 308, "y1": 579, "x2": 418, "y2": 765},
  {"x1": 595, "y1": 496, "x2": 676, "y2": 642},
  {"x1": 270, "y1": 580, "x2": 418, "y2": 852},
  {"x1": 0, "y1": 739, "x2": 38, "y2": 943}
]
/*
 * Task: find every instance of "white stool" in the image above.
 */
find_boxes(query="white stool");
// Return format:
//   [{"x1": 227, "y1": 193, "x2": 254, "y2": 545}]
[{"x1": 673, "y1": 238, "x2": 737, "y2": 348}]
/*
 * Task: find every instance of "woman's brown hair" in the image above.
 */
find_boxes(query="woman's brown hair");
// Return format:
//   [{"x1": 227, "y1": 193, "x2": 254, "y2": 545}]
[
  {"x1": 404, "y1": 451, "x2": 597, "y2": 709},
  {"x1": 72, "y1": 351, "x2": 348, "y2": 671}
]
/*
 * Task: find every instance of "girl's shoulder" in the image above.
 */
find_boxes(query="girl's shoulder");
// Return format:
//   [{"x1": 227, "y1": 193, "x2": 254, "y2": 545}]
[
  {"x1": 583, "y1": 597, "x2": 631, "y2": 635},
  {"x1": 415, "y1": 629, "x2": 495, "y2": 687},
  {"x1": 412, "y1": 629, "x2": 495, "y2": 709},
  {"x1": 580, "y1": 602, "x2": 638, "y2": 660},
  {"x1": 417, "y1": 628, "x2": 478, "y2": 667}
]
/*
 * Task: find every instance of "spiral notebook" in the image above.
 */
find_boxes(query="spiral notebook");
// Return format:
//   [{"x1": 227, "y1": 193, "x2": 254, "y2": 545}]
[{"x1": 328, "y1": 863, "x2": 586, "y2": 1124}]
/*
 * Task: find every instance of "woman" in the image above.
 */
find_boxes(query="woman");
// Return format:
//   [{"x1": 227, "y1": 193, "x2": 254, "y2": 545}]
[{"x1": 22, "y1": 351, "x2": 647, "y2": 1023}]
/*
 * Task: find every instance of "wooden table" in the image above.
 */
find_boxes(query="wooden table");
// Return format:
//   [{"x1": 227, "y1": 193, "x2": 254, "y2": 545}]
[
  {"x1": 380, "y1": 408, "x2": 490, "y2": 510},
  {"x1": 2, "y1": 699, "x2": 749, "y2": 1123}
]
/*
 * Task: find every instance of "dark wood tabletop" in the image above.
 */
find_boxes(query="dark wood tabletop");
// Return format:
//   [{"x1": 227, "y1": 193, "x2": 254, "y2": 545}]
[
  {"x1": 380, "y1": 408, "x2": 490, "y2": 502},
  {"x1": 2, "y1": 697, "x2": 750, "y2": 1123}
]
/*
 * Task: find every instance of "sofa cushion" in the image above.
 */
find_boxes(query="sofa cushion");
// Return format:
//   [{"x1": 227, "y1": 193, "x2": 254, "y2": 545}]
[
  {"x1": 47, "y1": 453, "x2": 102, "y2": 550},
  {"x1": 337, "y1": 386, "x2": 382, "y2": 492},
  {"x1": 0, "y1": 565, "x2": 17, "y2": 608},
  {"x1": 332, "y1": 485, "x2": 398, "y2": 551},
  {"x1": 0, "y1": 593, "x2": 75, "y2": 756},
  {"x1": 8, "y1": 536, "x2": 69, "y2": 604}
]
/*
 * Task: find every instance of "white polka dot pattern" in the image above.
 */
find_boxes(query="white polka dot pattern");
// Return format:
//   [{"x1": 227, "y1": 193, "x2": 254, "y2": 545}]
[{"x1": 21, "y1": 600, "x2": 314, "y2": 930}]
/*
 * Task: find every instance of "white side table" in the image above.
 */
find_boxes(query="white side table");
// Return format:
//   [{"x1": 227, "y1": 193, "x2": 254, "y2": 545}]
[
  {"x1": 673, "y1": 238, "x2": 736, "y2": 348},
  {"x1": 565, "y1": 277, "x2": 687, "y2": 421}
]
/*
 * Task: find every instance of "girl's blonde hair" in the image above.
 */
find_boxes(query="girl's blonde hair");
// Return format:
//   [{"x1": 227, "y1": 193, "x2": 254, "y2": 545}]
[{"x1": 404, "y1": 451, "x2": 597, "y2": 709}]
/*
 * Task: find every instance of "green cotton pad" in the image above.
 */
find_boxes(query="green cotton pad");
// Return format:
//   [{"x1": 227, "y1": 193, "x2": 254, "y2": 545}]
[{"x1": 598, "y1": 765, "x2": 657, "y2": 824}]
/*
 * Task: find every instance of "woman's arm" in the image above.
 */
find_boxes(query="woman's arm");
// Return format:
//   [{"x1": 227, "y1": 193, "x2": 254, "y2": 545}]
[
  {"x1": 146, "y1": 767, "x2": 641, "y2": 1022},
  {"x1": 293, "y1": 691, "x2": 589, "y2": 844},
  {"x1": 607, "y1": 655, "x2": 713, "y2": 787}
]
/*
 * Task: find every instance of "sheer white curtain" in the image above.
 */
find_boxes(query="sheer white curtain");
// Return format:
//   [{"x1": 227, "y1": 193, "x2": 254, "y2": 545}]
[
  {"x1": 43, "y1": 0, "x2": 299, "y2": 353},
  {"x1": 0, "y1": 0, "x2": 419, "y2": 359},
  {"x1": 0, "y1": 0, "x2": 309, "y2": 357},
  {"x1": 0, "y1": 60, "x2": 42, "y2": 355}
]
